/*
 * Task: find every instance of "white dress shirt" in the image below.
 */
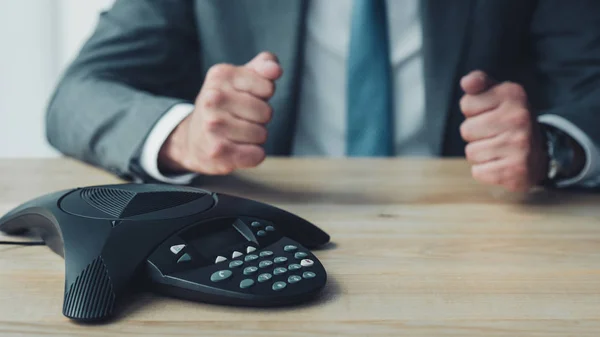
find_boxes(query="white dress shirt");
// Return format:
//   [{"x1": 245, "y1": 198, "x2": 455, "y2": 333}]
[{"x1": 139, "y1": 0, "x2": 600, "y2": 188}]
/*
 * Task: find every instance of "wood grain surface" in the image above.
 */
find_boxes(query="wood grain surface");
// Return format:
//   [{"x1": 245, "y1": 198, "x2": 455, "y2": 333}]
[{"x1": 1, "y1": 158, "x2": 600, "y2": 337}]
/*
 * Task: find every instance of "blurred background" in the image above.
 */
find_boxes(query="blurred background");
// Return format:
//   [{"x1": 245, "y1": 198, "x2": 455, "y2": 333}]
[{"x1": 0, "y1": 0, "x2": 115, "y2": 158}]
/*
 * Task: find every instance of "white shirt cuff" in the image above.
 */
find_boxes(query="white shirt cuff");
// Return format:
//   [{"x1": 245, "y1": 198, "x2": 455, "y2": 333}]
[
  {"x1": 538, "y1": 114, "x2": 600, "y2": 188},
  {"x1": 139, "y1": 103, "x2": 198, "y2": 185}
]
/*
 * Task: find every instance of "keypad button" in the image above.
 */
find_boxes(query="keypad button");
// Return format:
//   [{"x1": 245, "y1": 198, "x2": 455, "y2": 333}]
[
  {"x1": 260, "y1": 250, "x2": 273, "y2": 257},
  {"x1": 170, "y1": 244, "x2": 186, "y2": 254},
  {"x1": 240, "y1": 279, "x2": 255, "y2": 289},
  {"x1": 246, "y1": 246, "x2": 256, "y2": 254},
  {"x1": 251, "y1": 221, "x2": 262, "y2": 228},
  {"x1": 294, "y1": 252, "x2": 308, "y2": 259},
  {"x1": 258, "y1": 273, "x2": 272, "y2": 283},
  {"x1": 272, "y1": 281, "x2": 287, "y2": 291},
  {"x1": 243, "y1": 266, "x2": 258, "y2": 275},
  {"x1": 265, "y1": 226, "x2": 275, "y2": 232},
  {"x1": 303, "y1": 271, "x2": 316, "y2": 279},
  {"x1": 288, "y1": 275, "x2": 302, "y2": 284},
  {"x1": 210, "y1": 270, "x2": 232, "y2": 282},
  {"x1": 300, "y1": 259, "x2": 314, "y2": 267},
  {"x1": 259, "y1": 260, "x2": 273, "y2": 268},
  {"x1": 229, "y1": 260, "x2": 243, "y2": 268},
  {"x1": 232, "y1": 251, "x2": 243, "y2": 259},
  {"x1": 215, "y1": 256, "x2": 227, "y2": 263},
  {"x1": 257, "y1": 230, "x2": 267, "y2": 237},
  {"x1": 288, "y1": 264, "x2": 302, "y2": 271},
  {"x1": 274, "y1": 256, "x2": 288, "y2": 264},
  {"x1": 177, "y1": 253, "x2": 192, "y2": 263},
  {"x1": 273, "y1": 267, "x2": 287, "y2": 275},
  {"x1": 284, "y1": 245, "x2": 297, "y2": 252},
  {"x1": 244, "y1": 254, "x2": 258, "y2": 262}
]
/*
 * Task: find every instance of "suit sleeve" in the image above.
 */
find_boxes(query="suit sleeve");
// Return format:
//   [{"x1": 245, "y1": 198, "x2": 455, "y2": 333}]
[
  {"x1": 45, "y1": 0, "x2": 202, "y2": 180},
  {"x1": 531, "y1": 0, "x2": 600, "y2": 186}
]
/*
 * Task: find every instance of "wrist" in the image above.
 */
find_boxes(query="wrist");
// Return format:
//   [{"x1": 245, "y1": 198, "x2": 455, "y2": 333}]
[
  {"x1": 158, "y1": 116, "x2": 191, "y2": 174},
  {"x1": 540, "y1": 124, "x2": 585, "y2": 185}
]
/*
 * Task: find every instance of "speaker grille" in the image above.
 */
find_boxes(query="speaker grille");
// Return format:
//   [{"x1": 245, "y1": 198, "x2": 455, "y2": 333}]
[
  {"x1": 120, "y1": 191, "x2": 204, "y2": 217},
  {"x1": 63, "y1": 256, "x2": 115, "y2": 321},
  {"x1": 81, "y1": 188, "x2": 136, "y2": 218},
  {"x1": 79, "y1": 186, "x2": 205, "y2": 219}
]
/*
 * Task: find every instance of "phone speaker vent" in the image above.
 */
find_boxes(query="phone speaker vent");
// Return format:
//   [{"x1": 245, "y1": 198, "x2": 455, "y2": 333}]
[
  {"x1": 80, "y1": 188, "x2": 136, "y2": 218},
  {"x1": 120, "y1": 191, "x2": 204, "y2": 217},
  {"x1": 63, "y1": 256, "x2": 115, "y2": 321}
]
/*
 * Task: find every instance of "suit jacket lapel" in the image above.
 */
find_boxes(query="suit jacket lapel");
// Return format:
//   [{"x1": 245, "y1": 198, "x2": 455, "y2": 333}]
[{"x1": 421, "y1": 0, "x2": 475, "y2": 155}]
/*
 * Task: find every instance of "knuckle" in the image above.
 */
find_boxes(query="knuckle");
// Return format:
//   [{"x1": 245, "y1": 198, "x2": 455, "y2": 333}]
[
  {"x1": 460, "y1": 122, "x2": 471, "y2": 141},
  {"x1": 207, "y1": 64, "x2": 234, "y2": 81},
  {"x1": 498, "y1": 82, "x2": 527, "y2": 101},
  {"x1": 262, "y1": 104, "x2": 274, "y2": 123},
  {"x1": 249, "y1": 147, "x2": 266, "y2": 165},
  {"x1": 511, "y1": 131, "x2": 531, "y2": 149},
  {"x1": 201, "y1": 89, "x2": 225, "y2": 109},
  {"x1": 216, "y1": 163, "x2": 235, "y2": 175},
  {"x1": 263, "y1": 81, "x2": 275, "y2": 97},
  {"x1": 471, "y1": 165, "x2": 484, "y2": 181},
  {"x1": 256, "y1": 127, "x2": 268, "y2": 144},
  {"x1": 207, "y1": 141, "x2": 228, "y2": 159},
  {"x1": 204, "y1": 115, "x2": 226, "y2": 133},
  {"x1": 464, "y1": 143, "x2": 476, "y2": 162},
  {"x1": 459, "y1": 95, "x2": 470, "y2": 114},
  {"x1": 258, "y1": 51, "x2": 278, "y2": 62},
  {"x1": 509, "y1": 108, "x2": 531, "y2": 127}
]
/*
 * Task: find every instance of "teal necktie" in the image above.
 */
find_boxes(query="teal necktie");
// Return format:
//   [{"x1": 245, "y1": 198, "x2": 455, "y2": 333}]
[{"x1": 346, "y1": 0, "x2": 394, "y2": 156}]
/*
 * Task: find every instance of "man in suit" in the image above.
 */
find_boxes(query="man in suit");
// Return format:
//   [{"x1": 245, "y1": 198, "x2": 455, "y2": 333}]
[{"x1": 46, "y1": 0, "x2": 600, "y2": 191}]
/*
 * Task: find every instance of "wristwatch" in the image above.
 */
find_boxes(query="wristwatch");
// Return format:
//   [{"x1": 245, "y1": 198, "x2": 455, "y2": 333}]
[{"x1": 541, "y1": 124, "x2": 581, "y2": 185}]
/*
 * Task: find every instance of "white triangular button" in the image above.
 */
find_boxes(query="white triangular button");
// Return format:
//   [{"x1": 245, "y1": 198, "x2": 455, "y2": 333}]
[
  {"x1": 170, "y1": 244, "x2": 185, "y2": 254},
  {"x1": 232, "y1": 251, "x2": 243, "y2": 258},
  {"x1": 246, "y1": 246, "x2": 256, "y2": 253},
  {"x1": 215, "y1": 256, "x2": 227, "y2": 263}
]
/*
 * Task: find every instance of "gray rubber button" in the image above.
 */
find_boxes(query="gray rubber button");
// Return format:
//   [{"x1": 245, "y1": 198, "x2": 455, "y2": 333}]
[
  {"x1": 284, "y1": 245, "x2": 297, "y2": 252},
  {"x1": 251, "y1": 221, "x2": 262, "y2": 227},
  {"x1": 274, "y1": 256, "x2": 288, "y2": 264},
  {"x1": 272, "y1": 281, "x2": 287, "y2": 291},
  {"x1": 260, "y1": 250, "x2": 273, "y2": 257},
  {"x1": 273, "y1": 267, "x2": 287, "y2": 275},
  {"x1": 259, "y1": 260, "x2": 273, "y2": 268},
  {"x1": 288, "y1": 264, "x2": 302, "y2": 271},
  {"x1": 210, "y1": 270, "x2": 232, "y2": 282},
  {"x1": 257, "y1": 230, "x2": 267, "y2": 237},
  {"x1": 288, "y1": 275, "x2": 302, "y2": 284},
  {"x1": 229, "y1": 260, "x2": 243, "y2": 268},
  {"x1": 265, "y1": 226, "x2": 275, "y2": 232},
  {"x1": 243, "y1": 266, "x2": 258, "y2": 275},
  {"x1": 294, "y1": 252, "x2": 308, "y2": 259},
  {"x1": 258, "y1": 273, "x2": 272, "y2": 283},
  {"x1": 177, "y1": 253, "x2": 192, "y2": 263},
  {"x1": 302, "y1": 271, "x2": 316, "y2": 279},
  {"x1": 240, "y1": 279, "x2": 255, "y2": 289},
  {"x1": 244, "y1": 254, "x2": 259, "y2": 262}
]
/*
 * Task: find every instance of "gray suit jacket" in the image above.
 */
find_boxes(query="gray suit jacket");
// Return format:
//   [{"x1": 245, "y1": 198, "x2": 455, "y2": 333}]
[{"x1": 46, "y1": 0, "x2": 600, "y2": 182}]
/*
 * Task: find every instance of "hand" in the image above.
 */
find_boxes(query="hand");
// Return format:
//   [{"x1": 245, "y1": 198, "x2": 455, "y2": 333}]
[
  {"x1": 158, "y1": 52, "x2": 283, "y2": 175},
  {"x1": 459, "y1": 70, "x2": 548, "y2": 192}
]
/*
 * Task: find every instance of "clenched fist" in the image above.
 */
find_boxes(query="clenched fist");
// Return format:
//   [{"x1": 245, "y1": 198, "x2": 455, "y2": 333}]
[
  {"x1": 459, "y1": 70, "x2": 548, "y2": 192},
  {"x1": 159, "y1": 52, "x2": 283, "y2": 175}
]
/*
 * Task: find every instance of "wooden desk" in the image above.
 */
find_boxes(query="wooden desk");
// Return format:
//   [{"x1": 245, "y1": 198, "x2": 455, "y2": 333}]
[{"x1": 1, "y1": 158, "x2": 600, "y2": 336}]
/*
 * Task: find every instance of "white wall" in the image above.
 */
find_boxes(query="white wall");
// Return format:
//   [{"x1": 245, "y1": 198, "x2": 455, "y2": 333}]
[{"x1": 0, "y1": 0, "x2": 115, "y2": 158}]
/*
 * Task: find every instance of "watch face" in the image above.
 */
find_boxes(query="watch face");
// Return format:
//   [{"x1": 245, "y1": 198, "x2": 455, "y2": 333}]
[{"x1": 548, "y1": 158, "x2": 560, "y2": 180}]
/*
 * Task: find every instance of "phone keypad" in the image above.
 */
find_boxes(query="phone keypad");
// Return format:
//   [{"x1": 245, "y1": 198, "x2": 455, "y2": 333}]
[{"x1": 206, "y1": 240, "x2": 320, "y2": 294}]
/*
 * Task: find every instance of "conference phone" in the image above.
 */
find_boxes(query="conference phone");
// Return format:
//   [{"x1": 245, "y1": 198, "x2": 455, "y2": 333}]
[{"x1": 0, "y1": 183, "x2": 330, "y2": 322}]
